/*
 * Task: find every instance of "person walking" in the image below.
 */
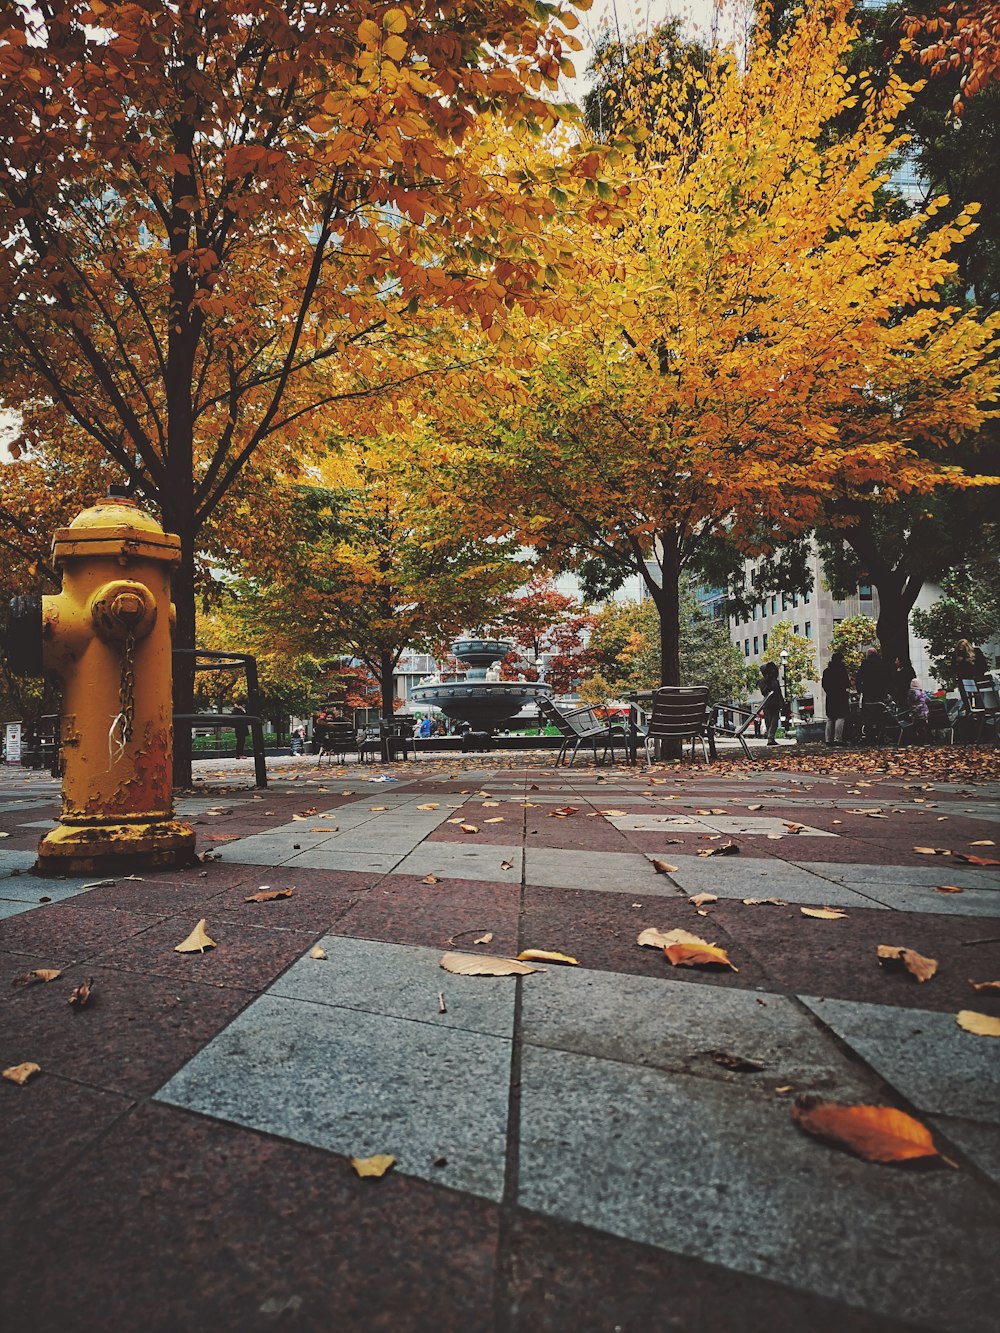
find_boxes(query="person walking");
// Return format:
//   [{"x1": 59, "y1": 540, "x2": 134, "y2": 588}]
[
  {"x1": 821, "y1": 651, "x2": 851, "y2": 745},
  {"x1": 759, "y1": 660, "x2": 785, "y2": 747}
]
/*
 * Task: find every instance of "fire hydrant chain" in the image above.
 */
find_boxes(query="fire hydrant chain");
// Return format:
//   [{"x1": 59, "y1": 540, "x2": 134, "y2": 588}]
[{"x1": 120, "y1": 629, "x2": 136, "y2": 745}]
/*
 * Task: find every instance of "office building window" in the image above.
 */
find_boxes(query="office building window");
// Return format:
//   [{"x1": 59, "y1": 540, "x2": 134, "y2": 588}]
[
  {"x1": 771, "y1": 596, "x2": 777, "y2": 614},
  {"x1": 805, "y1": 621, "x2": 812, "y2": 638},
  {"x1": 763, "y1": 633, "x2": 768, "y2": 650},
  {"x1": 744, "y1": 640, "x2": 750, "y2": 657},
  {"x1": 752, "y1": 605, "x2": 757, "y2": 621},
  {"x1": 803, "y1": 590, "x2": 811, "y2": 604},
  {"x1": 781, "y1": 593, "x2": 788, "y2": 611},
  {"x1": 794, "y1": 624, "x2": 799, "y2": 635},
  {"x1": 753, "y1": 636, "x2": 759, "y2": 654},
  {"x1": 792, "y1": 593, "x2": 799, "y2": 607},
  {"x1": 859, "y1": 582, "x2": 873, "y2": 600}
]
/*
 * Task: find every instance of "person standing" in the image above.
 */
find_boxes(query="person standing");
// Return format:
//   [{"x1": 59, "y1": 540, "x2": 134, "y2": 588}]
[
  {"x1": 821, "y1": 651, "x2": 851, "y2": 745},
  {"x1": 759, "y1": 660, "x2": 784, "y2": 746},
  {"x1": 856, "y1": 647, "x2": 890, "y2": 743},
  {"x1": 232, "y1": 702, "x2": 249, "y2": 760},
  {"x1": 890, "y1": 654, "x2": 916, "y2": 709}
]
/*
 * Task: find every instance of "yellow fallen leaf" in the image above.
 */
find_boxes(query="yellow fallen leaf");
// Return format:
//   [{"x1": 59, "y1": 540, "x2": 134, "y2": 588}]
[
  {"x1": 174, "y1": 919, "x2": 217, "y2": 953},
  {"x1": 417, "y1": 803, "x2": 439, "y2": 810},
  {"x1": 481, "y1": 800, "x2": 500, "y2": 807},
  {"x1": 309, "y1": 946, "x2": 327, "y2": 960},
  {"x1": 970, "y1": 840, "x2": 996, "y2": 847},
  {"x1": 244, "y1": 888, "x2": 295, "y2": 902},
  {"x1": 637, "y1": 927, "x2": 706, "y2": 949},
  {"x1": 484, "y1": 817, "x2": 505, "y2": 824},
  {"x1": 421, "y1": 874, "x2": 440, "y2": 885},
  {"x1": 369, "y1": 806, "x2": 388, "y2": 812},
  {"x1": 2, "y1": 1061, "x2": 41, "y2": 1085},
  {"x1": 350, "y1": 1154, "x2": 395, "y2": 1179},
  {"x1": 601, "y1": 809, "x2": 629, "y2": 817},
  {"x1": 791, "y1": 1097, "x2": 939, "y2": 1163},
  {"x1": 690, "y1": 893, "x2": 718, "y2": 907},
  {"x1": 913, "y1": 846, "x2": 950, "y2": 856},
  {"x1": 439, "y1": 952, "x2": 539, "y2": 976},
  {"x1": 12, "y1": 968, "x2": 62, "y2": 987},
  {"x1": 664, "y1": 938, "x2": 738, "y2": 971},
  {"x1": 956, "y1": 1010, "x2": 1000, "y2": 1037},
  {"x1": 800, "y1": 907, "x2": 847, "y2": 920},
  {"x1": 309, "y1": 827, "x2": 335, "y2": 833},
  {"x1": 876, "y1": 945, "x2": 938, "y2": 983},
  {"x1": 460, "y1": 824, "x2": 479, "y2": 834},
  {"x1": 652, "y1": 860, "x2": 678, "y2": 874},
  {"x1": 500, "y1": 860, "x2": 514, "y2": 871},
  {"x1": 473, "y1": 932, "x2": 494, "y2": 945},
  {"x1": 517, "y1": 949, "x2": 579, "y2": 966},
  {"x1": 935, "y1": 885, "x2": 963, "y2": 894}
]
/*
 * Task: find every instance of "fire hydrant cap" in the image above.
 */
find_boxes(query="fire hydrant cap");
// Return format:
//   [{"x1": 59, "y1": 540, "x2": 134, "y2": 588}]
[{"x1": 52, "y1": 498, "x2": 181, "y2": 566}]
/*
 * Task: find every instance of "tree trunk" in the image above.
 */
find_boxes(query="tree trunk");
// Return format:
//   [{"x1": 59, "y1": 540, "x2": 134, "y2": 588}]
[
  {"x1": 651, "y1": 529, "x2": 682, "y2": 758},
  {"x1": 379, "y1": 649, "x2": 394, "y2": 763},
  {"x1": 169, "y1": 535, "x2": 196, "y2": 789},
  {"x1": 874, "y1": 579, "x2": 918, "y2": 671}
]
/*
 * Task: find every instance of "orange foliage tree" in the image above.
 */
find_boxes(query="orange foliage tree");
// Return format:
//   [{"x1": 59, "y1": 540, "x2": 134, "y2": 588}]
[
  {"x1": 0, "y1": 0, "x2": 589, "y2": 779},
  {"x1": 435, "y1": 2, "x2": 1000, "y2": 688},
  {"x1": 906, "y1": 1, "x2": 1000, "y2": 114}
]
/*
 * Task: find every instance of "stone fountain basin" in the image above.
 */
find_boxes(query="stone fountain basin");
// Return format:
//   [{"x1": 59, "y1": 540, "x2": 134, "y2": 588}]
[{"x1": 411, "y1": 679, "x2": 550, "y2": 728}]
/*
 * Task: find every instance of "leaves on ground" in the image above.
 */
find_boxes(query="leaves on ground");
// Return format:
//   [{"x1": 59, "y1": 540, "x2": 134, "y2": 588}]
[
  {"x1": 473, "y1": 932, "x2": 494, "y2": 945},
  {"x1": 876, "y1": 945, "x2": 938, "y2": 983},
  {"x1": 913, "y1": 846, "x2": 951, "y2": 856},
  {"x1": 690, "y1": 893, "x2": 719, "y2": 907},
  {"x1": 708, "y1": 1050, "x2": 766, "y2": 1072},
  {"x1": 549, "y1": 805, "x2": 578, "y2": 818},
  {"x1": 206, "y1": 833, "x2": 240, "y2": 842},
  {"x1": 953, "y1": 853, "x2": 1000, "y2": 867},
  {"x1": 664, "y1": 936, "x2": 738, "y2": 971},
  {"x1": 350, "y1": 1154, "x2": 395, "y2": 1179},
  {"x1": 460, "y1": 823, "x2": 480, "y2": 834},
  {"x1": 601, "y1": 809, "x2": 629, "y2": 817},
  {"x1": 783, "y1": 822, "x2": 805, "y2": 833},
  {"x1": 439, "y1": 952, "x2": 539, "y2": 976},
  {"x1": 244, "y1": 888, "x2": 295, "y2": 902},
  {"x1": 2, "y1": 1062, "x2": 40, "y2": 1085},
  {"x1": 697, "y1": 842, "x2": 740, "y2": 857},
  {"x1": 417, "y1": 803, "x2": 439, "y2": 810},
  {"x1": 517, "y1": 949, "x2": 579, "y2": 965},
  {"x1": 935, "y1": 885, "x2": 963, "y2": 894},
  {"x1": 742, "y1": 897, "x2": 787, "y2": 906},
  {"x1": 968, "y1": 979, "x2": 1000, "y2": 993},
  {"x1": 12, "y1": 968, "x2": 62, "y2": 987},
  {"x1": 956, "y1": 1010, "x2": 1000, "y2": 1037},
  {"x1": 484, "y1": 817, "x2": 505, "y2": 824},
  {"x1": 421, "y1": 874, "x2": 440, "y2": 884},
  {"x1": 309, "y1": 946, "x2": 327, "y2": 960},
  {"x1": 652, "y1": 859, "x2": 679, "y2": 874},
  {"x1": 68, "y1": 977, "x2": 94, "y2": 1008},
  {"x1": 800, "y1": 907, "x2": 847, "y2": 920},
  {"x1": 791, "y1": 1096, "x2": 939, "y2": 1164},
  {"x1": 638, "y1": 927, "x2": 705, "y2": 949},
  {"x1": 174, "y1": 919, "x2": 217, "y2": 953},
  {"x1": 500, "y1": 859, "x2": 514, "y2": 870}
]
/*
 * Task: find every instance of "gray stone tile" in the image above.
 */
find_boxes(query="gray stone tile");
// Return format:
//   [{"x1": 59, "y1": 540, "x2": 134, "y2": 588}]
[
  {"x1": 860, "y1": 883, "x2": 1000, "y2": 916},
  {"x1": 17, "y1": 818, "x2": 56, "y2": 829},
  {"x1": 282, "y1": 849, "x2": 401, "y2": 874},
  {"x1": 930, "y1": 1116, "x2": 1000, "y2": 1188},
  {"x1": 156, "y1": 992, "x2": 511, "y2": 1200},
  {"x1": 796, "y1": 861, "x2": 1000, "y2": 889},
  {"x1": 271, "y1": 936, "x2": 516, "y2": 1038},
  {"x1": 525, "y1": 848, "x2": 674, "y2": 895},
  {"x1": 0, "y1": 851, "x2": 38, "y2": 875},
  {"x1": 518, "y1": 1044, "x2": 1000, "y2": 1333},
  {"x1": 0, "y1": 875, "x2": 101, "y2": 904},
  {"x1": 662, "y1": 857, "x2": 878, "y2": 908},
  {"x1": 394, "y1": 842, "x2": 522, "y2": 883},
  {"x1": 0, "y1": 898, "x2": 34, "y2": 920},
  {"x1": 799, "y1": 996, "x2": 1000, "y2": 1124},
  {"x1": 521, "y1": 968, "x2": 882, "y2": 1099},
  {"x1": 607, "y1": 814, "x2": 715, "y2": 832}
]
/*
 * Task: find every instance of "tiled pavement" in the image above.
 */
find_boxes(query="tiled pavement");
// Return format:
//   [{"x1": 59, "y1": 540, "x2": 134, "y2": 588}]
[{"x1": 2, "y1": 757, "x2": 1000, "y2": 1332}]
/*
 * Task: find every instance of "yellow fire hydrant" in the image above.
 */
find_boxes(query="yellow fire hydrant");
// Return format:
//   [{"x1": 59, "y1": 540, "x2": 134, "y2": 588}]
[{"x1": 37, "y1": 495, "x2": 196, "y2": 874}]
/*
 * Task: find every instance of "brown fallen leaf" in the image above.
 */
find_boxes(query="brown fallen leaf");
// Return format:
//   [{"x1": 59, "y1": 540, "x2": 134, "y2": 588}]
[
  {"x1": 953, "y1": 853, "x2": 1000, "y2": 867},
  {"x1": 473, "y1": 932, "x2": 494, "y2": 946},
  {"x1": 517, "y1": 949, "x2": 579, "y2": 966},
  {"x1": 421, "y1": 874, "x2": 440, "y2": 885},
  {"x1": 800, "y1": 907, "x2": 847, "y2": 920},
  {"x1": 417, "y1": 803, "x2": 439, "y2": 811},
  {"x1": 652, "y1": 860, "x2": 679, "y2": 875},
  {"x1": 12, "y1": 968, "x2": 62, "y2": 987},
  {"x1": 697, "y1": 842, "x2": 740, "y2": 858},
  {"x1": 2, "y1": 1062, "x2": 41, "y2": 1085},
  {"x1": 484, "y1": 817, "x2": 505, "y2": 824},
  {"x1": 244, "y1": 888, "x2": 295, "y2": 902},
  {"x1": 68, "y1": 977, "x2": 94, "y2": 1008},
  {"x1": 206, "y1": 833, "x2": 239, "y2": 842},
  {"x1": 500, "y1": 860, "x2": 514, "y2": 871},
  {"x1": 309, "y1": 946, "x2": 327, "y2": 960},
  {"x1": 913, "y1": 846, "x2": 951, "y2": 856},
  {"x1": 783, "y1": 822, "x2": 805, "y2": 834},
  {"x1": 708, "y1": 1050, "x2": 766, "y2": 1072},
  {"x1": 549, "y1": 806, "x2": 578, "y2": 818},
  {"x1": 460, "y1": 824, "x2": 480, "y2": 834},
  {"x1": 601, "y1": 809, "x2": 629, "y2": 817},
  {"x1": 664, "y1": 938, "x2": 738, "y2": 971},
  {"x1": 791, "y1": 1096, "x2": 939, "y2": 1164},
  {"x1": 956, "y1": 1010, "x2": 1000, "y2": 1037},
  {"x1": 369, "y1": 806, "x2": 388, "y2": 812},
  {"x1": 935, "y1": 885, "x2": 963, "y2": 894},
  {"x1": 481, "y1": 800, "x2": 500, "y2": 807},
  {"x1": 350, "y1": 1154, "x2": 395, "y2": 1179},
  {"x1": 174, "y1": 919, "x2": 217, "y2": 953},
  {"x1": 968, "y1": 979, "x2": 1000, "y2": 993},
  {"x1": 690, "y1": 893, "x2": 719, "y2": 908},
  {"x1": 876, "y1": 945, "x2": 938, "y2": 983},
  {"x1": 439, "y1": 952, "x2": 539, "y2": 977},
  {"x1": 742, "y1": 897, "x2": 788, "y2": 907},
  {"x1": 309, "y1": 827, "x2": 336, "y2": 833}
]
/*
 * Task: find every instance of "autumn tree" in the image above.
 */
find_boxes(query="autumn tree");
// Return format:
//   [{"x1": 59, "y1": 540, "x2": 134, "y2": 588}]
[
  {"x1": 830, "y1": 614, "x2": 880, "y2": 672},
  {"x1": 497, "y1": 577, "x2": 597, "y2": 693},
  {"x1": 0, "y1": 0, "x2": 589, "y2": 781},
  {"x1": 436, "y1": 3, "x2": 999, "y2": 701},
  {"x1": 906, "y1": 0, "x2": 1000, "y2": 114}
]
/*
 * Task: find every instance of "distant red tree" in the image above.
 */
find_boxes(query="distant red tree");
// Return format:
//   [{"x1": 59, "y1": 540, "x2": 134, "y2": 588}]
[{"x1": 499, "y1": 578, "x2": 598, "y2": 695}]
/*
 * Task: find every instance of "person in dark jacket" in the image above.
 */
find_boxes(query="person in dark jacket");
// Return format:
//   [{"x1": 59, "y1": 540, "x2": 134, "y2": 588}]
[
  {"x1": 759, "y1": 660, "x2": 785, "y2": 746},
  {"x1": 890, "y1": 655, "x2": 916, "y2": 709},
  {"x1": 822, "y1": 652, "x2": 851, "y2": 745},
  {"x1": 855, "y1": 647, "x2": 890, "y2": 743},
  {"x1": 951, "y1": 639, "x2": 990, "y2": 684}
]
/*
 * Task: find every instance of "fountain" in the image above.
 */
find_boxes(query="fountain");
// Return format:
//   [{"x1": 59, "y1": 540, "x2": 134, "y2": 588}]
[{"x1": 410, "y1": 638, "x2": 549, "y2": 730}]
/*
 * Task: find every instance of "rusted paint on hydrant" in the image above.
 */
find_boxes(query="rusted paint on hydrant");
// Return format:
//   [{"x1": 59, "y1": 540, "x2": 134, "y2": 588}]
[{"x1": 37, "y1": 496, "x2": 196, "y2": 874}]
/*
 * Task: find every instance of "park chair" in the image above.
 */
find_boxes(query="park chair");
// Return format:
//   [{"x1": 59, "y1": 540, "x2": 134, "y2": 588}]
[
  {"x1": 358, "y1": 718, "x2": 414, "y2": 762},
  {"x1": 316, "y1": 720, "x2": 359, "y2": 765},
  {"x1": 636, "y1": 686, "x2": 715, "y2": 764},
  {"x1": 708, "y1": 701, "x2": 767, "y2": 761},
  {"x1": 925, "y1": 697, "x2": 962, "y2": 744},
  {"x1": 538, "y1": 696, "x2": 628, "y2": 766}
]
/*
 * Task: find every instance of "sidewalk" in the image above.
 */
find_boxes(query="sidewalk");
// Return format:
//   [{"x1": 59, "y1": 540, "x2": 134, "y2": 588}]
[{"x1": 2, "y1": 753, "x2": 999, "y2": 1332}]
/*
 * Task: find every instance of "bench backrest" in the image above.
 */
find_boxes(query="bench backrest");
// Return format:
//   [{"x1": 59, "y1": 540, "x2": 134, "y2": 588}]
[{"x1": 645, "y1": 686, "x2": 711, "y2": 741}]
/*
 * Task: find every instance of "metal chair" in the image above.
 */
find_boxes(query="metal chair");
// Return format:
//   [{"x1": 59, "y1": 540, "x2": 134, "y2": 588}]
[
  {"x1": 358, "y1": 719, "x2": 414, "y2": 762},
  {"x1": 637, "y1": 686, "x2": 715, "y2": 763},
  {"x1": 316, "y1": 720, "x2": 359, "y2": 764},
  {"x1": 538, "y1": 696, "x2": 628, "y2": 766}
]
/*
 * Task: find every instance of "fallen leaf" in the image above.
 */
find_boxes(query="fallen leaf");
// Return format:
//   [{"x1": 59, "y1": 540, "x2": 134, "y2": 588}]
[
  {"x1": 774, "y1": 1085, "x2": 793, "y2": 1095},
  {"x1": 747, "y1": 804, "x2": 763, "y2": 811},
  {"x1": 0, "y1": 831, "x2": 8, "y2": 838},
  {"x1": 80, "y1": 879, "x2": 115, "y2": 889},
  {"x1": 67, "y1": 977, "x2": 94, "y2": 1008},
  {"x1": 309, "y1": 946, "x2": 327, "y2": 960},
  {"x1": 968, "y1": 979, "x2": 1000, "y2": 993},
  {"x1": 460, "y1": 823, "x2": 479, "y2": 834},
  {"x1": 2, "y1": 1062, "x2": 40, "y2": 1085},
  {"x1": 783, "y1": 822, "x2": 805, "y2": 834},
  {"x1": 517, "y1": 949, "x2": 579, "y2": 966},
  {"x1": 244, "y1": 888, "x2": 295, "y2": 902},
  {"x1": 549, "y1": 806, "x2": 578, "y2": 818},
  {"x1": 439, "y1": 952, "x2": 539, "y2": 976},
  {"x1": 935, "y1": 885, "x2": 963, "y2": 894},
  {"x1": 913, "y1": 846, "x2": 951, "y2": 856},
  {"x1": 956, "y1": 1010, "x2": 1000, "y2": 1037},
  {"x1": 500, "y1": 860, "x2": 514, "y2": 871},
  {"x1": 800, "y1": 907, "x2": 847, "y2": 920},
  {"x1": 969, "y1": 840, "x2": 996, "y2": 847},
  {"x1": 697, "y1": 842, "x2": 740, "y2": 857},
  {"x1": 473, "y1": 932, "x2": 494, "y2": 946},
  {"x1": 369, "y1": 806, "x2": 388, "y2": 812},
  {"x1": 953, "y1": 853, "x2": 1000, "y2": 867},
  {"x1": 206, "y1": 833, "x2": 239, "y2": 842},
  {"x1": 350, "y1": 1154, "x2": 395, "y2": 1179},
  {"x1": 690, "y1": 893, "x2": 719, "y2": 907},
  {"x1": 791, "y1": 1096, "x2": 939, "y2": 1164},
  {"x1": 481, "y1": 800, "x2": 500, "y2": 807},
  {"x1": 12, "y1": 968, "x2": 62, "y2": 987},
  {"x1": 484, "y1": 817, "x2": 505, "y2": 824},
  {"x1": 742, "y1": 897, "x2": 788, "y2": 907},
  {"x1": 174, "y1": 919, "x2": 217, "y2": 953},
  {"x1": 664, "y1": 938, "x2": 738, "y2": 971},
  {"x1": 876, "y1": 945, "x2": 938, "y2": 983},
  {"x1": 421, "y1": 874, "x2": 440, "y2": 885},
  {"x1": 601, "y1": 809, "x2": 629, "y2": 817},
  {"x1": 652, "y1": 860, "x2": 679, "y2": 874},
  {"x1": 417, "y1": 803, "x2": 439, "y2": 811},
  {"x1": 638, "y1": 926, "x2": 705, "y2": 949},
  {"x1": 765, "y1": 833, "x2": 784, "y2": 840},
  {"x1": 309, "y1": 827, "x2": 335, "y2": 833},
  {"x1": 708, "y1": 1050, "x2": 766, "y2": 1072}
]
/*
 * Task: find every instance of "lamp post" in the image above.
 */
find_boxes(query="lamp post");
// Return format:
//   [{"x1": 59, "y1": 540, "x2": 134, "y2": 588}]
[{"x1": 779, "y1": 649, "x2": 789, "y2": 706}]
